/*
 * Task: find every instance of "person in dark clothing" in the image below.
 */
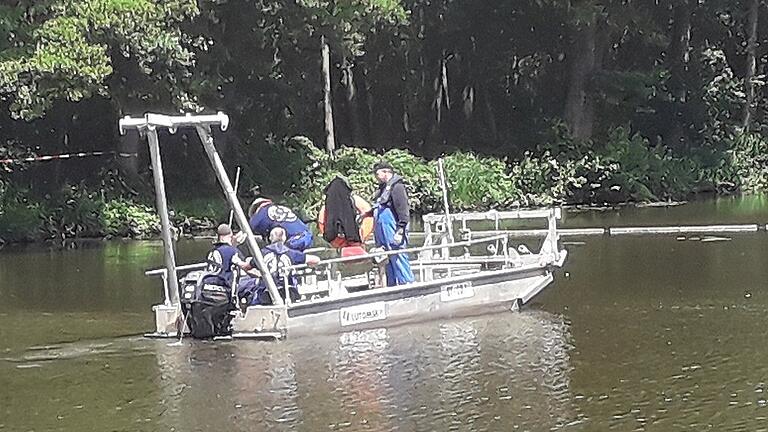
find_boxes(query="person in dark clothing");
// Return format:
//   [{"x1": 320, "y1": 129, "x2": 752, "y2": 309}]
[
  {"x1": 322, "y1": 176, "x2": 362, "y2": 245},
  {"x1": 202, "y1": 224, "x2": 248, "y2": 288},
  {"x1": 247, "y1": 198, "x2": 313, "y2": 251},
  {"x1": 370, "y1": 160, "x2": 415, "y2": 286},
  {"x1": 186, "y1": 224, "x2": 250, "y2": 338},
  {"x1": 240, "y1": 227, "x2": 321, "y2": 305}
]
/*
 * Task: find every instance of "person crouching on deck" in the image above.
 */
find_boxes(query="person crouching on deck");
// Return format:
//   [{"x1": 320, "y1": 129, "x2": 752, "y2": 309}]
[
  {"x1": 247, "y1": 197, "x2": 313, "y2": 251},
  {"x1": 370, "y1": 160, "x2": 415, "y2": 286},
  {"x1": 246, "y1": 227, "x2": 320, "y2": 305},
  {"x1": 188, "y1": 224, "x2": 251, "y2": 338}
]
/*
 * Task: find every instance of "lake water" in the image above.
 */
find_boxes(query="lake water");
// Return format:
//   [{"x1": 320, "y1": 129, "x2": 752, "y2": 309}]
[{"x1": 2, "y1": 195, "x2": 768, "y2": 431}]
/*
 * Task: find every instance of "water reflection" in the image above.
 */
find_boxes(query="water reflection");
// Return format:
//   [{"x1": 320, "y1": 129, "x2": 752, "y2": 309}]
[
  {"x1": 143, "y1": 310, "x2": 573, "y2": 432},
  {"x1": 330, "y1": 329, "x2": 392, "y2": 430}
]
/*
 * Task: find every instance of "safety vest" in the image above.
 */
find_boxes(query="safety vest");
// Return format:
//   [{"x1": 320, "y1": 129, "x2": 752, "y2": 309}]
[{"x1": 202, "y1": 242, "x2": 240, "y2": 288}]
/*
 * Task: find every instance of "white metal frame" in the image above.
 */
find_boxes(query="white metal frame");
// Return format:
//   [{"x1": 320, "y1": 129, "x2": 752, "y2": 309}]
[{"x1": 119, "y1": 112, "x2": 283, "y2": 306}]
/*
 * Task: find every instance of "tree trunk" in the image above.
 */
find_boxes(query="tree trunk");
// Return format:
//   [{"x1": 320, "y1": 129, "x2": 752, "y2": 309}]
[
  {"x1": 743, "y1": 0, "x2": 759, "y2": 131},
  {"x1": 363, "y1": 65, "x2": 379, "y2": 147},
  {"x1": 482, "y1": 84, "x2": 498, "y2": 144},
  {"x1": 118, "y1": 132, "x2": 141, "y2": 186},
  {"x1": 667, "y1": 0, "x2": 692, "y2": 149},
  {"x1": 669, "y1": 0, "x2": 692, "y2": 103},
  {"x1": 321, "y1": 36, "x2": 336, "y2": 155},
  {"x1": 433, "y1": 56, "x2": 450, "y2": 125},
  {"x1": 564, "y1": 19, "x2": 603, "y2": 140},
  {"x1": 342, "y1": 58, "x2": 363, "y2": 146}
]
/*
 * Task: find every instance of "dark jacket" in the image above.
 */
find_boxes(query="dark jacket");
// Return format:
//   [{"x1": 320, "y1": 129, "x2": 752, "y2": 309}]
[
  {"x1": 323, "y1": 176, "x2": 361, "y2": 243},
  {"x1": 374, "y1": 174, "x2": 410, "y2": 229}
]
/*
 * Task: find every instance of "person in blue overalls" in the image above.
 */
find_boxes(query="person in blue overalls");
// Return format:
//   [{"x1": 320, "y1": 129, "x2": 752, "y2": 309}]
[
  {"x1": 371, "y1": 160, "x2": 415, "y2": 286},
  {"x1": 247, "y1": 197, "x2": 313, "y2": 251}
]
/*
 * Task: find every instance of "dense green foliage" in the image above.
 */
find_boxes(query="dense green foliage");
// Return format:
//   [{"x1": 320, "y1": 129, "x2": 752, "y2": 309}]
[
  {"x1": 0, "y1": 183, "x2": 227, "y2": 243},
  {"x1": 284, "y1": 129, "x2": 709, "y2": 217},
  {"x1": 2, "y1": 0, "x2": 768, "y2": 242}
]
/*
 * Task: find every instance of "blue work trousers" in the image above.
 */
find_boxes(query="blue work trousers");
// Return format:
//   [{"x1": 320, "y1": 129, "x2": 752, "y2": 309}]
[{"x1": 373, "y1": 206, "x2": 414, "y2": 286}]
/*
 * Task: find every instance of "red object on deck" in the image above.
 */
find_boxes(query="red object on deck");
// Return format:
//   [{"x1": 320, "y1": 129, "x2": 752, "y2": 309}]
[{"x1": 340, "y1": 245, "x2": 367, "y2": 258}]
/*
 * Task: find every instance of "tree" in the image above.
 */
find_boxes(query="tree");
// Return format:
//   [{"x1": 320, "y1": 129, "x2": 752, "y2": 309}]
[
  {"x1": 0, "y1": 0, "x2": 200, "y2": 120},
  {"x1": 743, "y1": 0, "x2": 760, "y2": 131}
]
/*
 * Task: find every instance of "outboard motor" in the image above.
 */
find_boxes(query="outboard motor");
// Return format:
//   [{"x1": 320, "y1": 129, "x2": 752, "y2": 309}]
[
  {"x1": 179, "y1": 270, "x2": 234, "y2": 339},
  {"x1": 180, "y1": 271, "x2": 205, "y2": 305}
]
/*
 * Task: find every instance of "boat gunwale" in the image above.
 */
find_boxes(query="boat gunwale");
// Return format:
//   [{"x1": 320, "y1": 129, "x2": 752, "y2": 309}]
[{"x1": 283, "y1": 260, "x2": 558, "y2": 318}]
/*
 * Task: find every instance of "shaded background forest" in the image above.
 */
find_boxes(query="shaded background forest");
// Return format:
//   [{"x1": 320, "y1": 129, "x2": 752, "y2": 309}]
[{"x1": 1, "y1": 0, "x2": 768, "y2": 242}]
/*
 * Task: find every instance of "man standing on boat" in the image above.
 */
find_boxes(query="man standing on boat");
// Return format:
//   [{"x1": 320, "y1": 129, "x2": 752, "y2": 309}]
[
  {"x1": 370, "y1": 160, "x2": 415, "y2": 286},
  {"x1": 247, "y1": 197, "x2": 313, "y2": 251}
]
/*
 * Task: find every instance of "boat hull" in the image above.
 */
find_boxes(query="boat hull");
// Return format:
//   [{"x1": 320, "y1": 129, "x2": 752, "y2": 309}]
[{"x1": 230, "y1": 258, "x2": 564, "y2": 339}]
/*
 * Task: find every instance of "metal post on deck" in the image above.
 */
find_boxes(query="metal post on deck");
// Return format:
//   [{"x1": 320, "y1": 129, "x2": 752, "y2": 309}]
[
  {"x1": 436, "y1": 158, "x2": 454, "y2": 242},
  {"x1": 194, "y1": 125, "x2": 284, "y2": 306},
  {"x1": 548, "y1": 208, "x2": 561, "y2": 262},
  {"x1": 146, "y1": 126, "x2": 179, "y2": 305}
]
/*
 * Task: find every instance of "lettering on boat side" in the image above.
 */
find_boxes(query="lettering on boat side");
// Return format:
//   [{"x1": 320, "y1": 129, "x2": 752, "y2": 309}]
[
  {"x1": 340, "y1": 302, "x2": 387, "y2": 326},
  {"x1": 440, "y1": 282, "x2": 475, "y2": 302}
]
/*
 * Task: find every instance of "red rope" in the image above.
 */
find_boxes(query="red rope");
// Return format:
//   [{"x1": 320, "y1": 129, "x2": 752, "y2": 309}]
[{"x1": 0, "y1": 151, "x2": 137, "y2": 164}]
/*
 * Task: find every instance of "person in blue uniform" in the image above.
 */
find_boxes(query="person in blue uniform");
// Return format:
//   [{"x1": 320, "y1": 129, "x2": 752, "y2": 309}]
[
  {"x1": 242, "y1": 227, "x2": 320, "y2": 305},
  {"x1": 247, "y1": 197, "x2": 314, "y2": 251},
  {"x1": 202, "y1": 224, "x2": 248, "y2": 289},
  {"x1": 370, "y1": 160, "x2": 414, "y2": 286},
  {"x1": 187, "y1": 224, "x2": 250, "y2": 338}
]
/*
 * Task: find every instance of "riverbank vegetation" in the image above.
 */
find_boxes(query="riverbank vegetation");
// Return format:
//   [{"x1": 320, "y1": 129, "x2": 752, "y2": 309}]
[{"x1": 2, "y1": 1, "x2": 768, "y2": 243}]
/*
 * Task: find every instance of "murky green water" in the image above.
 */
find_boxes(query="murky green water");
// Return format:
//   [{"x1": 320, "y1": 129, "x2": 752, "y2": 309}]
[{"x1": 2, "y1": 196, "x2": 768, "y2": 431}]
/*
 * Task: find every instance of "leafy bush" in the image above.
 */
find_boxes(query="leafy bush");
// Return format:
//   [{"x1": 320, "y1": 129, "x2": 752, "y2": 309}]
[
  {"x1": 39, "y1": 184, "x2": 106, "y2": 239},
  {"x1": 0, "y1": 186, "x2": 41, "y2": 243},
  {"x1": 285, "y1": 137, "x2": 519, "y2": 217},
  {"x1": 507, "y1": 126, "x2": 700, "y2": 205},
  {"x1": 600, "y1": 127, "x2": 697, "y2": 202},
  {"x1": 442, "y1": 153, "x2": 514, "y2": 209},
  {"x1": 509, "y1": 151, "x2": 607, "y2": 205},
  {"x1": 285, "y1": 140, "x2": 434, "y2": 217},
  {"x1": 729, "y1": 133, "x2": 768, "y2": 193},
  {"x1": 102, "y1": 199, "x2": 160, "y2": 238}
]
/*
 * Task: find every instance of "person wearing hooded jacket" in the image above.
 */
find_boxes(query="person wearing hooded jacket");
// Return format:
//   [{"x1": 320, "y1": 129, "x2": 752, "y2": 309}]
[
  {"x1": 247, "y1": 197, "x2": 314, "y2": 251},
  {"x1": 370, "y1": 160, "x2": 415, "y2": 286},
  {"x1": 237, "y1": 226, "x2": 321, "y2": 305}
]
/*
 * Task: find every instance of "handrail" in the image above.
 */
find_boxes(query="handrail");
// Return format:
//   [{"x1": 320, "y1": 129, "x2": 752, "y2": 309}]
[
  {"x1": 144, "y1": 233, "x2": 532, "y2": 277},
  {"x1": 422, "y1": 208, "x2": 561, "y2": 224},
  {"x1": 144, "y1": 206, "x2": 563, "y2": 279},
  {"x1": 146, "y1": 262, "x2": 207, "y2": 277},
  {"x1": 286, "y1": 233, "x2": 509, "y2": 271},
  {"x1": 144, "y1": 245, "x2": 332, "y2": 278}
]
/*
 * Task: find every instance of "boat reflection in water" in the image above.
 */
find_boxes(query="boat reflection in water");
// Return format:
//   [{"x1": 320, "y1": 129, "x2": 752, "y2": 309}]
[
  {"x1": 152, "y1": 340, "x2": 302, "y2": 431},
  {"x1": 151, "y1": 308, "x2": 574, "y2": 431}
]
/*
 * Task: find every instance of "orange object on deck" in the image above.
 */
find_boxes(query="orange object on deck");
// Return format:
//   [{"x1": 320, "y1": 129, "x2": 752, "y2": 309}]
[{"x1": 318, "y1": 195, "x2": 374, "y2": 249}]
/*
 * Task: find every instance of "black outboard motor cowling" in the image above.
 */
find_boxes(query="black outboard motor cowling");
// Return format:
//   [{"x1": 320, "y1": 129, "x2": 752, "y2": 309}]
[{"x1": 179, "y1": 270, "x2": 234, "y2": 339}]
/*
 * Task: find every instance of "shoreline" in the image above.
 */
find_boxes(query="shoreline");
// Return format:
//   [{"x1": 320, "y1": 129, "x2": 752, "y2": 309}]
[{"x1": 2, "y1": 194, "x2": 759, "y2": 248}]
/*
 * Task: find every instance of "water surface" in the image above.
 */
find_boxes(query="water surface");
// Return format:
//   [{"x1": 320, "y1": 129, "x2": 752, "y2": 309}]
[{"x1": 3, "y1": 196, "x2": 768, "y2": 431}]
